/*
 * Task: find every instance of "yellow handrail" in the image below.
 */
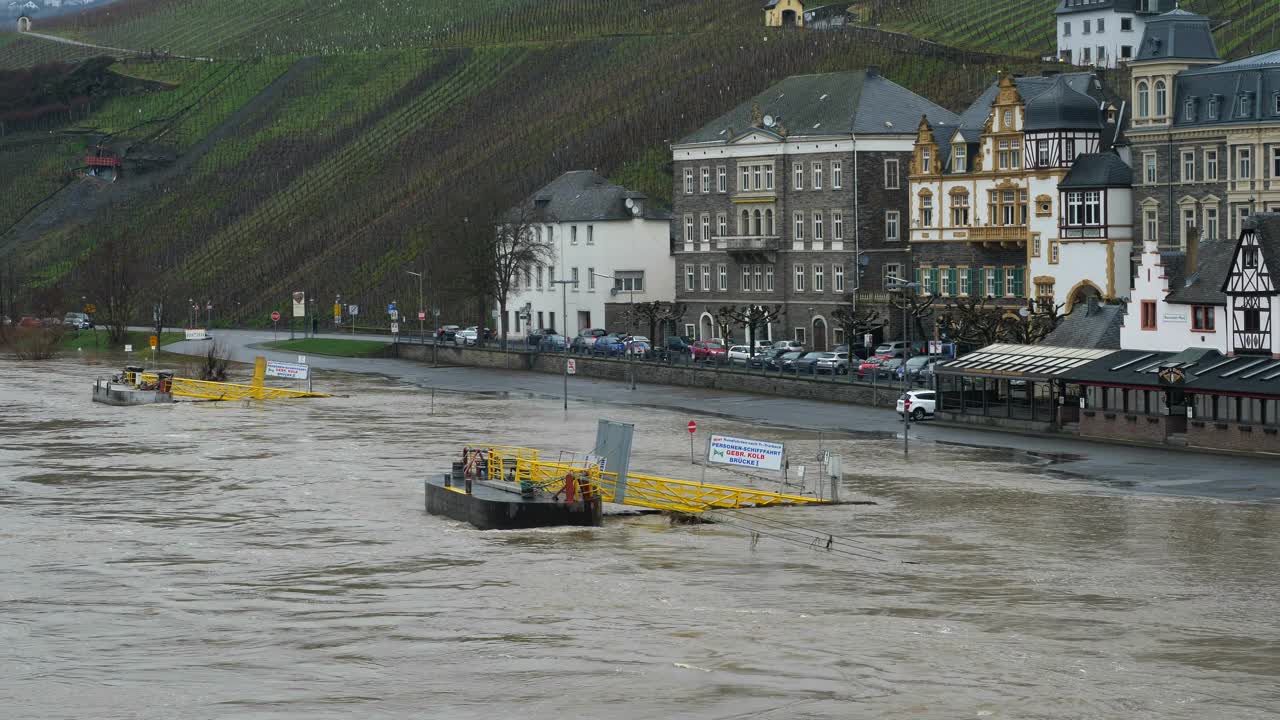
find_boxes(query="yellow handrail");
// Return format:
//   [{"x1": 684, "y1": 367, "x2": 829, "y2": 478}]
[{"x1": 138, "y1": 373, "x2": 329, "y2": 401}]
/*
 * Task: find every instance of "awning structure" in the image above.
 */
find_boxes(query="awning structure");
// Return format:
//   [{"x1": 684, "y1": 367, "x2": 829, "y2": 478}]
[
  {"x1": 935, "y1": 344, "x2": 1116, "y2": 381},
  {"x1": 1067, "y1": 348, "x2": 1280, "y2": 398}
]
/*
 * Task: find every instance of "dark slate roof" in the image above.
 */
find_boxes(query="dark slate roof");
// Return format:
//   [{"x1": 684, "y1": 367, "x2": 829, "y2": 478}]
[
  {"x1": 678, "y1": 70, "x2": 958, "y2": 145},
  {"x1": 1024, "y1": 74, "x2": 1104, "y2": 131},
  {"x1": 1060, "y1": 152, "x2": 1131, "y2": 187},
  {"x1": 1054, "y1": 0, "x2": 1175, "y2": 15},
  {"x1": 1165, "y1": 238, "x2": 1234, "y2": 305},
  {"x1": 1067, "y1": 348, "x2": 1280, "y2": 399},
  {"x1": 521, "y1": 171, "x2": 669, "y2": 223},
  {"x1": 1040, "y1": 301, "x2": 1124, "y2": 349},
  {"x1": 1134, "y1": 8, "x2": 1219, "y2": 63},
  {"x1": 1171, "y1": 50, "x2": 1280, "y2": 128},
  {"x1": 1241, "y1": 213, "x2": 1280, "y2": 288}
]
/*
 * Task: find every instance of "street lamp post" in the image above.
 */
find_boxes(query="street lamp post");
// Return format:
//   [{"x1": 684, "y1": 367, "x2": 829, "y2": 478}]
[
  {"x1": 593, "y1": 271, "x2": 635, "y2": 391},
  {"x1": 551, "y1": 279, "x2": 574, "y2": 410},
  {"x1": 886, "y1": 276, "x2": 920, "y2": 456},
  {"x1": 407, "y1": 270, "x2": 425, "y2": 345}
]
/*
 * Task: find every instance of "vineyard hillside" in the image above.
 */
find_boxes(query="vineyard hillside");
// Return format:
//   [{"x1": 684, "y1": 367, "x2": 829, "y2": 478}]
[{"x1": 0, "y1": 1, "x2": 1097, "y2": 324}]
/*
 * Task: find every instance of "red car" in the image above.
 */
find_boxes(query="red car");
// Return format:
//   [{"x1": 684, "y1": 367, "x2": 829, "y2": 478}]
[
  {"x1": 855, "y1": 357, "x2": 883, "y2": 378},
  {"x1": 18, "y1": 316, "x2": 43, "y2": 328},
  {"x1": 690, "y1": 340, "x2": 728, "y2": 364}
]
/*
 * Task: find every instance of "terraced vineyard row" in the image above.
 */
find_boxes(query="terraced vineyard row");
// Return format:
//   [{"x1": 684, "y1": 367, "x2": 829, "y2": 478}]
[
  {"x1": 40, "y1": 0, "x2": 759, "y2": 59},
  {"x1": 0, "y1": 139, "x2": 81, "y2": 232},
  {"x1": 0, "y1": 35, "x2": 107, "y2": 70}
]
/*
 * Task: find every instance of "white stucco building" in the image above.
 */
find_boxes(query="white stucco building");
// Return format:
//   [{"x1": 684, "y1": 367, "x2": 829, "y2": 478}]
[
  {"x1": 502, "y1": 171, "x2": 674, "y2": 337},
  {"x1": 1055, "y1": 0, "x2": 1176, "y2": 68}
]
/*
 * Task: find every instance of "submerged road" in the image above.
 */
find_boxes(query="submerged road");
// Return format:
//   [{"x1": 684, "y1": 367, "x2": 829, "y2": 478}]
[{"x1": 158, "y1": 328, "x2": 1279, "y2": 501}]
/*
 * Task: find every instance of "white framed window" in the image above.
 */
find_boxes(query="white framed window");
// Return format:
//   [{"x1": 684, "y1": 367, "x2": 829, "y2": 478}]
[
  {"x1": 813, "y1": 211, "x2": 824, "y2": 241},
  {"x1": 717, "y1": 166, "x2": 727, "y2": 193},
  {"x1": 588, "y1": 267, "x2": 595, "y2": 291},
  {"x1": 716, "y1": 212, "x2": 727, "y2": 237},
  {"x1": 536, "y1": 266, "x2": 544, "y2": 290},
  {"x1": 1137, "y1": 81, "x2": 1149, "y2": 117},
  {"x1": 920, "y1": 267, "x2": 934, "y2": 295},
  {"x1": 763, "y1": 265, "x2": 772, "y2": 292},
  {"x1": 765, "y1": 164, "x2": 774, "y2": 190},
  {"x1": 700, "y1": 214, "x2": 710, "y2": 243},
  {"x1": 700, "y1": 167, "x2": 710, "y2": 194},
  {"x1": 1049, "y1": 240, "x2": 1060, "y2": 264},
  {"x1": 794, "y1": 264, "x2": 806, "y2": 292},
  {"x1": 1273, "y1": 146, "x2": 1280, "y2": 178},
  {"x1": 700, "y1": 264, "x2": 710, "y2": 292},
  {"x1": 793, "y1": 162, "x2": 804, "y2": 190},
  {"x1": 753, "y1": 166, "x2": 762, "y2": 190},
  {"x1": 1031, "y1": 232, "x2": 1041, "y2": 257},
  {"x1": 742, "y1": 266, "x2": 751, "y2": 291},
  {"x1": 921, "y1": 148, "x2": 932, "y2": 173},
  {"x1": 1143, "y1": 207, "x2": 1159, "y2": 242},
  {"x1": 954, "y1": 145, "x2": 967, "y2": 170},
  {"x1": 883, "y1": 263, "x2": 903, "y2": 288},
  {"x1": 884, "y1": 158, "x2": 900, "y2": 189},
  {"x1": 741, "y1": 165, "x2": 750, "y2": 191},
  {"x1": 794, "y1": 211, "x2": 805, "y2": 240},
  {"x1": 834, "y1": 264, "x2": 845, "y2": 292},
  {"x1": 683, "y1": 215, "x2": 694, "y2": 244},
  {"x1": 571, "y1": 225, "x2": 579, "y2": 244},
  {"x1": 1097, "y1": 17, "x2": 1104, "y2": 32},
  {"x1": 1063, "y1": 21, "x2": 1071, "y2": 37},
  {"x1": 685, "y1": 264, "x2": 695, "y2": 291},
  {"x1": 1205, "y1": 205, "x2": 1219, "y2": 240},
  {"x1": 718, "y1": 263, "x2": 727, "y2": 291},
  {"x1": 795, "y1": 327, "x2": 806, "y2": 344},
  {"x1": 616, "y1": 271, "x2": 644, "y2": 292},
  {"x1": 1182, "y1": 150, "x2": 1196, "y2": 182},
  {"x1": 886, "y1": 210, "x2": 900, "y2": 241},
  {"x1": 958, "y1": 268, "x2": 969, "y2": 296},
  {"x1": 921, "y1": 194, "x2": 933, "y2": 226},
  {"x1": 571, "y1": 266, "x2": 580, "y2": 289},
  {"x1": 812, "y1": 161, "x2": 823, "y2": 190},
  {"x1": 984, "y1": 267, "x2": 996, "y2": 294},
  {"x1": 814, "y1": 264, "x2": 825, "y2": 292},
  {"x1": 683, "y1": 168, "x2": 694, "y2": 194},
  {"x1": 1155, "y1": 80, "x2": 1167, "y2": 116},
  {"x1": 1083, "y1": 18, "x2": 1091, "y2": 34},
  {"x1": 1205, "y1": 149, "x2": 1219, "y2": 180},
  {"x1": 685, "y1": 323, "x2": 695, "y2": 338},
  {"x1": 1143, "y1": 152, "x2": 1157, "y2": 184},
  {"x1": 832, "y1": 160, "x2": 842, "y2": 188},
  {"x1": 832, "y1": 210, "x2": 843, "y2": 240},
  {"x1": 1238, "y1": 146, "x2": 1253, "y2": 179}
]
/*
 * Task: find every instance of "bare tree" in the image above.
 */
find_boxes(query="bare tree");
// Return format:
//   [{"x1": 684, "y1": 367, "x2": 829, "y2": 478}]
[
  {"x1": 888, "y1": 290, "x2": 936, "y2": 341},
  {"x1": 631, "y1": 301, "x2": 686, "y2": 344},
  {"x1": 936, "y1": 295, "x2": 1005, "y2": 348},
  {"x1": 484, "y1": 203, "x2": 554, "y2": 345},
  {"x1": 1000, "y1": 298, "x2": 1065, "y2": 345},
  {"x1": 714, "y1": 304, "x2": 781, "y2": 356},
  {"x1": 831, "y1": 298, "x2": 884, "y2": 350},
  {"x1": 85, "y1": 233, "x2": 140, "y2": 344}
]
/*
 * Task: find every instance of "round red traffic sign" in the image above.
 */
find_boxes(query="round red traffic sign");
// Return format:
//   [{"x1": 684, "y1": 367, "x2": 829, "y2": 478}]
[
  {"x1": 687, "y1": 420, "x2": 697, "y2": 434},
  {"x1": 271, "y1": 311, "x2": 281, "y2": 322}
]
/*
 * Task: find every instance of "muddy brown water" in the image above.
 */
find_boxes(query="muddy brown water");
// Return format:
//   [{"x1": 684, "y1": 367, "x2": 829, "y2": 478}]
[{"x1": 2, "y1": 358, "x2": 1278, "y2": 719}]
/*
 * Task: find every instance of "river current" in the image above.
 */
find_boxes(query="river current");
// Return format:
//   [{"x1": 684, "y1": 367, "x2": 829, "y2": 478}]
[{"x1": 1, "y1": 357, "x2": 1277, "y2": 719}]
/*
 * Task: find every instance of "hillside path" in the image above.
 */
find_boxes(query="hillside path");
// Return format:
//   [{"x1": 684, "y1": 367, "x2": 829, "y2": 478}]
[{"x1": 19, "y1": 29, "x2": 214, "y2": 61}]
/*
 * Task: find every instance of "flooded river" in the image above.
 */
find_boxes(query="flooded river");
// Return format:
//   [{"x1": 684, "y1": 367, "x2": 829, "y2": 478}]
[{"x1": 2, "y1": 357, "x2": 1278, "y2": 719}]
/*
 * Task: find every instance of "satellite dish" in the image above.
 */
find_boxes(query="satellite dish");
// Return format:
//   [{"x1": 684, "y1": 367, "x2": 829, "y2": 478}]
[
  {"x1": 763, "y1": 114, "x2": 776, "y2": 128},
  {"x1": 610, "y1": 287, "x2": 620, "y2": 297},
  {"x1": 625, "y1": 198, "x2": 635, "y2": 209}
]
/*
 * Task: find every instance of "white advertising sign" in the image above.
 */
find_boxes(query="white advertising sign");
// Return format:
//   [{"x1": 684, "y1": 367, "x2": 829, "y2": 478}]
[
  {"x1": 707, "y1": 434, "x2": 785, "y2": 471},
  {"x1": 265, "y1": 361, "x2": 309, "y2": 380},
  {"x1": 184, "y1": 328, "x2": 210, "y2": 341},
  {"x1": 292, "y1": 291, "x2": 306, "y2": 318},
  {"x1": 390, "y1": 322, "x2": 400, "y2": 334},
  {"x1": 567, "y1": 359, "x2": 577, "y2": 375}
]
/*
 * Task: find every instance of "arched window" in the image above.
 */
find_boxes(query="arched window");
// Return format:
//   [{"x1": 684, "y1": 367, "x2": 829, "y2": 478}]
[
  {"x1": 765, "y1": 209, "x2": 775, "y2": 236},
  {"x1": 1137, "y1": 81, "x2": 1149, "y2": 117},
  {"x1": 739, "y1": 209, "x2": 749, "y2": 235},
  {"x1": 753, "y1": 209, "x2": 763, "y2": 236},
  {"x1": 1155, "y1": 80, "x2": 1167, "y2": 116}
]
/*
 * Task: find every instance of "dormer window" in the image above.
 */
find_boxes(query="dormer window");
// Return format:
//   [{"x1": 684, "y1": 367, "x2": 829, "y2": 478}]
[
  {"x1": 1184, "y1": 97, "x2": 1196, "y2": 122},
  {"x1": 1274, "y1": 93, "x2": 1280, "y2": 115},
  {"x1": 1208, "y1": 95, "x2": 1219, "y2": 120},
  {"x1": 954, "y1": 145, "x2": 967, "y2": 171},
  {"x1": 1240, "y1": 93, "x2": 1254, "y2": 118}
]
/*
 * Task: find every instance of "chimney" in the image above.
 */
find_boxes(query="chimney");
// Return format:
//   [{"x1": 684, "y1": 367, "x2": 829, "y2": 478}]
[{"x1": 1186, "y1": 232, "x2": 1200, "y2": 279}]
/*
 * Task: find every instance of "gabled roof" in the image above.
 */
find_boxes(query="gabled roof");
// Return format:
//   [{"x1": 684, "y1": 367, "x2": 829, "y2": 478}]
[
  {"x1": 677, "y1": 70, "x2": 958, "y2": 145},
  {"x1": 1164, "y1": 238, "x2": 1234, "y2": 305},
  {"x1": 519, "y1": 171, "x2": 669, "y2": 223},
  {"x1": 1134, "y1": 8, "x2": 1219, "y2": 63},
  {"x1": 1235, "y1": 213, "x2": 1280, "y2": 289},
  {"x1": 1040, "y1": 301, "x2": 1124, "y2": 349},
  {"x1": 1060, "y1": 152, "x2": 1131, "y2": 188}
]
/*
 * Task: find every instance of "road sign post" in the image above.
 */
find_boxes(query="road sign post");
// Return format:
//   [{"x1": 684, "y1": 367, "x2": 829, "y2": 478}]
[{"x1": 687, "y1": 419, "x2": 697, "y2": 464}]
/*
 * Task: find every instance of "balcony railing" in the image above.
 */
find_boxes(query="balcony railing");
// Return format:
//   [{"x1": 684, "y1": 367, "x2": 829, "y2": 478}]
[
  {"x1": 721, "y1": 236, "x2": 781, "y2": 252},
  {"x1": 966, "y1": 225, "x2": 1028, "y2": 243}
]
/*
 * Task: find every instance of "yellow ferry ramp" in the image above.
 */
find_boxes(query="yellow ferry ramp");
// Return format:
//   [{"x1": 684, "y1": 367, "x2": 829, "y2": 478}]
[{"x1": 138, "y1": 374, "x2": 329, "y2": 401}]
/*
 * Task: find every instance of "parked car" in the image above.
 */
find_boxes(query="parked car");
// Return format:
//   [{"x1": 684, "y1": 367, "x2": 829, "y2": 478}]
[
  {"x1": 873, "y1": 341, "x2": 909, "y2": 360},
  {"x1": 896, "y1": 389, "x2": 937, "y2": 421},
  {"x1": 63, "y1": 312, "x2": 93, "y2": 330},
  {"x1": 625, "y1": 337, "x2": 652, "y2": 358},
  {"x1": 780, "y1": 351, "x2": 815, "y2": 373},
  {"x1": 876, "y1": 357, "x2": 906, "y2": 379},
  {"x1": 456, "y1": 326, "x2": 480, "y2": 345},
  {"x1": 525, "y1": 327, "x2": 556, "y2": 347},
  {"x1": 791, "y1": 351, "x2": 828, "y2": 375},
  {"x1": 537, "y1": 333, "x2": 568, "y2": 352},
  {"x1": 727, "y1": 345, "x2": 752, "y2": 365},
  {"x1": 753, "y1": 340, "x2": 773, "y2": 353},
  {"x1": 691, "y1": 340, "x2": 728, "y2": 364},
  {"x1": 18, "y1": 316, "x2": 42, "y2": 328},
  {"x1": 816, "y1": 351, "x2": 851, "y2": 375},
  {"x1": 773, "y1": 339, "x2": 804, "y2": 352},
  {"x1": 855, "y1": 357, "x2": 882, "y2": 378},
  {"x1": 746, "y1": 348, "x2": 783, "y2": 369},
  {"x1": 593, "y1": 335, "x2": 627, "y2": 356},
  {"x1": 899, "y1": 355, "x2": 935, "y2": 384},
  {"x1": 436, "y1": 325, "x2": 459, "y2": 343}
]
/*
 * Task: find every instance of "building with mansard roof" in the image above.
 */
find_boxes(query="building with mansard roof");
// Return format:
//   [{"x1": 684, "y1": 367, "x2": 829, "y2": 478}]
[
  {"x1": 670, "y1": 68, "x2": 957, "y2": 348},
  {"x1": 1128, "y1": 9, "x2": 1280, "y2": 254},
  {"x1": 909, "y1": 71, "x2": 1132, "y2": 315},
  {"x1": 1055, "y1": 0, "x2": 1178, "y2": 68}
]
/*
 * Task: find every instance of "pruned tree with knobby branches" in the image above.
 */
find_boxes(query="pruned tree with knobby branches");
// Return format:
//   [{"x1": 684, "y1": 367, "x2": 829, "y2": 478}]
[
  {"x1": 831, "y1": 298, "x2": 885, "y2": 349},
  {"x1": 714, "y1": 304, "x2": 781, "y2": 356},
  {"x1": 888, "y1": 290, "x2": 936, "y2": 341},
  {"x1": 937, "y1": 296, "x2": 1066, "y2": 348},
  {"x1": 1001, "y1": 298, "x2": 1066, "y2": 345},
  {"x1": 631, "y1": 301, "x2": 686, "y2": 343}
]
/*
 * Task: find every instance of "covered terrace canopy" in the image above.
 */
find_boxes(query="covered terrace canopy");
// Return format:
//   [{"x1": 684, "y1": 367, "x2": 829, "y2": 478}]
[{"x1": 933, "y1": 344, "x2": 1117, "y2": 422}]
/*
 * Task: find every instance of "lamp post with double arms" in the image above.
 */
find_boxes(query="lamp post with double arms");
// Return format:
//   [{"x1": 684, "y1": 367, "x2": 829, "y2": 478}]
[{"x1": 886, "y1": 276, "x2": 920, "y2": 456}]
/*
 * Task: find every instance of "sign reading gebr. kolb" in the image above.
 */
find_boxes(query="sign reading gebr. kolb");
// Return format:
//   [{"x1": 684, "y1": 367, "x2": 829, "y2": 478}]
[
  {"x1": 265, "y1": 361, "x2": 309, "y2": 380},
  {"x1": 707, "y1": 434, "x2": 785, "y2": 471}
]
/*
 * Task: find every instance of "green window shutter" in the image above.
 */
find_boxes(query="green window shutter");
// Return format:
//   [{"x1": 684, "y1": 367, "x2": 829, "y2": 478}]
[
  {"x1": 993, "y1": 267, "x2": 1004, "y2": 297},
  {"x1": 948, "y1": 268, "x2": 958, "y2": 296},
  {"x1": 969, "y1": 268, "x2": 982, "y2": 297},
  {"x1": 914, "y1": 267, "x2": 922, "y2": 290},
  {"x1": 929, "y1": 268, "x2": 940, "y2": 295},
  {"x1": 1013, "y1": 267, "x2": 1025, "y2": 298}
]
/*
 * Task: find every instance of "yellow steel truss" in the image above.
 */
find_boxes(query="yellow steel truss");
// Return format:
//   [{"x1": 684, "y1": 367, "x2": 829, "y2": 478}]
[
  {"x1": 465, "y1": 445, "x2": 826, "y2": 515},
  {"x1": 139, "y1": 373, "x2": 329, "y2": 401}
]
